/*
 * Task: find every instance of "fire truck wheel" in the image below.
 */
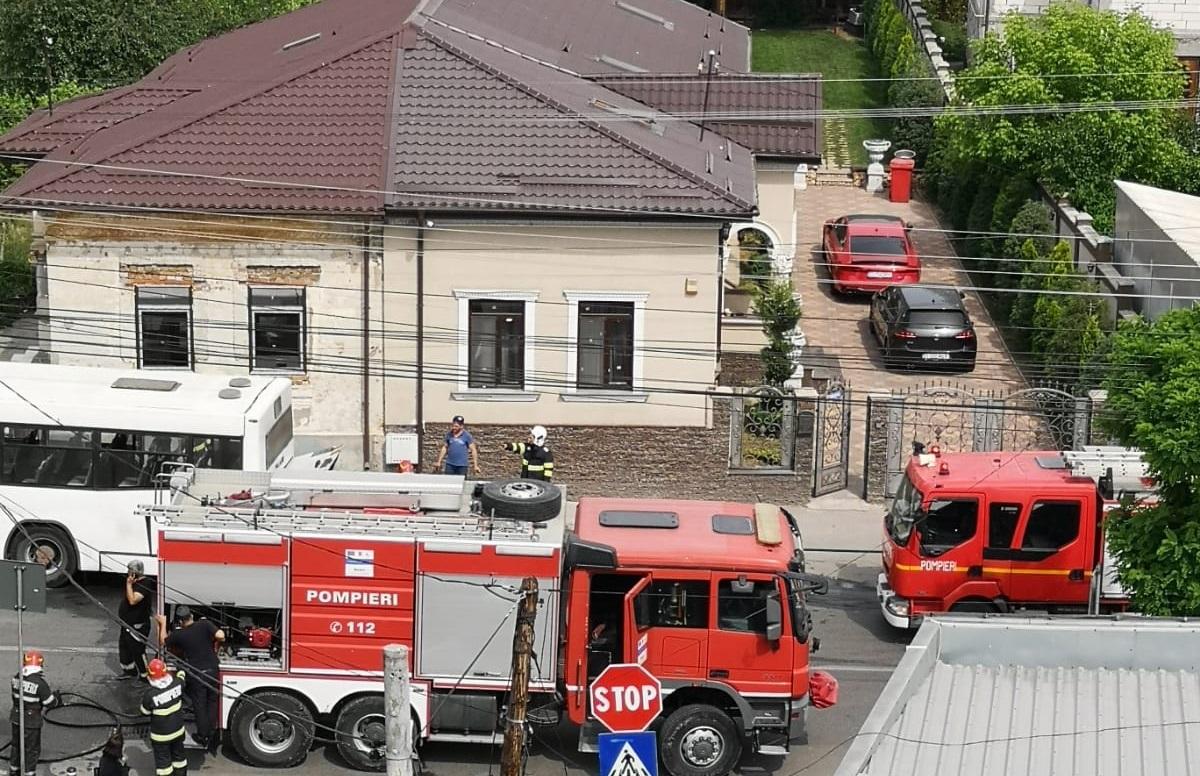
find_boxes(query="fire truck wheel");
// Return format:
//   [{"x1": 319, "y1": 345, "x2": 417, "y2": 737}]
[
  {"x1": 335, "y1": 695, "x2": 408, "y2": 771},
  {"x1": 10, "y1": 524, "x2": 76, "y2": 588},
  {"x1": 949, "y1": 599, "x2": 996, "y2": 614},
  {"x1": 660, "y1": 704, "x2": 743, "y2": 776},
  {"x1": 229, "y1": 691, "x2": 315, "y2": 768},
  {"x1": 479, "y1": 479, "x2": 562, "y2": 522}
]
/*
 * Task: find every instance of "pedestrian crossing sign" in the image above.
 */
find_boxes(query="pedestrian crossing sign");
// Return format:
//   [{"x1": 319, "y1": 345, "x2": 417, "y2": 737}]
[{"x1": 598, "y1": 731, "x2": 658, "y2": 776}]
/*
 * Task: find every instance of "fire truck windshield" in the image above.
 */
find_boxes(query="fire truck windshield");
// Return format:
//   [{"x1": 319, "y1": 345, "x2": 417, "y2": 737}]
[{"x1": 886, "y1": 474, "x2": 922, "y2": 545}]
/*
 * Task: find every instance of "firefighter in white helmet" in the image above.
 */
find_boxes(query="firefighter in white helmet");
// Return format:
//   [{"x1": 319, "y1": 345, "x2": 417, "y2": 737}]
[{"x1": 503, "y1": 425, "x2": 555, "y2": 481}]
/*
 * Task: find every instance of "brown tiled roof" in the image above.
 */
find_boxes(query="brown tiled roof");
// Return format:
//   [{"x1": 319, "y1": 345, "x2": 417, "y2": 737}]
[
  {"x1": 428, "y1": 0, "x2": 750, "y2": 75},
  {"x1": 593, "y1": 73, "x2": 822, "y2": 159},
  {"x1": 0, "y1": 0, "x2": 757, "y2": 216},
  {"x1": 386, "y1": 24, "x2": 755, "y2": 215}
]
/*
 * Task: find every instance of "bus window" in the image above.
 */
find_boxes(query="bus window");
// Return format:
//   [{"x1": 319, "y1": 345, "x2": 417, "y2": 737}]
[
  {"x1": 3, "y1": 426, "x2": 94, "y2": 488},
  {"x1": 192, "y1": 437, "x2": 243, "y2": 469},
  {"x1": 98, "y1": 432, "x2": 147, "y2": 488},
  {"x1": 265, "y1": 408, "x2": 293, "y2": 468}
]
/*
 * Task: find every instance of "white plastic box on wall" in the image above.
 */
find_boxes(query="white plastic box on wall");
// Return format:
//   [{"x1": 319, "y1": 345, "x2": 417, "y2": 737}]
[{"x1": 384, "y1": 432, "x2": 420, "y2": 464}]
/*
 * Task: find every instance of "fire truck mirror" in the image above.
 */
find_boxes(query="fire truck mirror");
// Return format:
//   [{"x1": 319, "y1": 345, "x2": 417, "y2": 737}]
[{"x1": 765, "y1": 594, "x2": 783, "y2": 643}]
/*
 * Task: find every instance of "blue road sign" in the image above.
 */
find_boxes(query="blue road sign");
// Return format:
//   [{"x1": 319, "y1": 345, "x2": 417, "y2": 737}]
[{"x1": 599, "y1": 731, "x2": 658, "y2": 776}]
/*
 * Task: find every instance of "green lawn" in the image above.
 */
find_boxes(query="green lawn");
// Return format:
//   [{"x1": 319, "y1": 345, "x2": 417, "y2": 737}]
[{"x1": 752, "y1": 29, "x2": 891, "y2": 166}]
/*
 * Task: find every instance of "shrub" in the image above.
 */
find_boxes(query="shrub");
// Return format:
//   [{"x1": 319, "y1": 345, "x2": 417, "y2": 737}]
[
  {"x1": 752, "y1": 281, "x2": 802, "y2": 387},
  {"x1": 0, "y1": 222, "x2": 35, "y2": 327},
  {"x1": 931, "y1": 19, "x2": 967, "y2": 63},
  {"x1": 888, "y1": 61, "x2": 942, "y2": 162}
]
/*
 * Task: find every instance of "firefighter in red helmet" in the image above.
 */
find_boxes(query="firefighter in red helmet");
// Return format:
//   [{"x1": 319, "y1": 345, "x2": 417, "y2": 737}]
[
  {"x1": 140, "y1": 659, "x2": 188, "y2": 776},
  {"x1": 8, "y1": 650, "x2": 60, "y2": 776}
]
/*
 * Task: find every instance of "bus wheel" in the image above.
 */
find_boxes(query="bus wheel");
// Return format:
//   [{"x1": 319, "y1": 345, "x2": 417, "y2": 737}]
[
  {"x1": 11, "y1": 525, "x2": 76, "y2": 587},
  {"x1": 335, "y1": 695, "x2": 392, "y2": 771},
  {"x1": 229, "y1": 691, "x2": 314, "y2": 768},
  {"x1": 661, "y1": 704, "x2": 742, "y2": 776}
]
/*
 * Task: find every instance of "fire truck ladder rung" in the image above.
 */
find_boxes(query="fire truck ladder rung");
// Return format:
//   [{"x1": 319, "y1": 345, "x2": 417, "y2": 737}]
[{"x1": 147, "y1": 505, "x2": 541, "y2": 541}]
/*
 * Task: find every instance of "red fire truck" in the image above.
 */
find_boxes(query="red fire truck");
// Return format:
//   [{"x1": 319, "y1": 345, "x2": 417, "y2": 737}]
[
  {"x1": 876, "y1": 445, "x2": 1154, "y2": 629},
  {"x1": 141, "y1": 467, "x2": 833, "y2": 775}
]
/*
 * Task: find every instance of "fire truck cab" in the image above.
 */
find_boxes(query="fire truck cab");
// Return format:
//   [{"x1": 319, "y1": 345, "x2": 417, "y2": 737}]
[
  {"x1": 877, "y1": 445, "x2": 1153, "y2": 629},
  {"x1": 142, "y1": 467, "x2": 832, "y2": 776}
]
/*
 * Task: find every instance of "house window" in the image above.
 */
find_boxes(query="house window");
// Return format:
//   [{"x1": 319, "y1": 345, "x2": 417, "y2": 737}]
[
  {"x1": 577, "y1": 301, "x2": 634, "y2": 389},
  {"x1": 250, "y1": 287, "x2": 305, "y2": 372},
  {"x1": 136, "y1": 287, "x2": 192, "y2": 369},
  {"x1": 468, "y1": 300, "x2": 525, "y2": 388}
]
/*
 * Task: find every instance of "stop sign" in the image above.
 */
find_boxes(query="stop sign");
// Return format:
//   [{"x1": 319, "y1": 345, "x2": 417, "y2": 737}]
[{"x1": 589, "y1": 663, "x2": 663, "y2": 733}]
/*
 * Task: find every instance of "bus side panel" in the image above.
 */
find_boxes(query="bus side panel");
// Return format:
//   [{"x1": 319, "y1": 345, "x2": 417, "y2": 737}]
[{"x1": 289, "y1": 537, "x2": 416, "y2": 672}]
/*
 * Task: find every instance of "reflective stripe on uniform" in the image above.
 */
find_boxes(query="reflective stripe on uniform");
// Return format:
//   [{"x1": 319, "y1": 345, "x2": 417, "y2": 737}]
[
  {"x1": 156, "y1": 767, "x2": 174, "y2": 775},
  {"x1": 152, "y1": 701, "x2": 183, "y2": 716},
  {"x1": 150, "y1": 727, "x2": 186, "y2": 743},
  {"x1": 171, "y1": 761, "x2": 188, "y2": 769},
  {"x1": 526, "y1": 464, "x2": 544, "y2": 471}
]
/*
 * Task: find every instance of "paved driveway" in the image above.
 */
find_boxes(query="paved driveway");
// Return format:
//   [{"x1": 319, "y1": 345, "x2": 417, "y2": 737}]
[
  {"x1": 791, "y1": 184, "x2": 1028, "y2": 493},
  {"x1": 792, "y1": 184, "x2": 1025, "y2": 392}
]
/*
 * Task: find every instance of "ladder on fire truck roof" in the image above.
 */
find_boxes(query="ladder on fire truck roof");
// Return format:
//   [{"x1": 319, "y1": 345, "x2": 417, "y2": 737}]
[
  {"x1": 146, "y1": 502, "x2": 548, "y2": 542},
  {"x1": 1061, "y1": 446, "x2": 1151, "y2": 495}
]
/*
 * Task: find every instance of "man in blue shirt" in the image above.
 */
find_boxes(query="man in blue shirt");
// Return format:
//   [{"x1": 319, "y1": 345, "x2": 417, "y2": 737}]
[{"x1": 435, "y1": 415, "x2": 480, "y2": 476}]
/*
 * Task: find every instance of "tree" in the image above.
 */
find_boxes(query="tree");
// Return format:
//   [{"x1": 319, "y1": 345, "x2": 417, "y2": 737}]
[
  {"x1": 1101, "y1": 308, "x2": 1200, "y2": 616},
  {"x1": 751, "y1": 281, "x2": 801, "y2": 386},
  {"x1": 931, "y1": 3, "x2": 1200, "y2": 231},
  {"x1": 1028, "y1": 242, "x2": 1106, "y2": 385},
  {"x1": 0, "y1": 1, "x2": 316, "y2": 97}
]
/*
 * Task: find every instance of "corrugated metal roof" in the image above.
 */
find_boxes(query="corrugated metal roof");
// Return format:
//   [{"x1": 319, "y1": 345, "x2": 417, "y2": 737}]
[
  {"x1": 837, "y1": 616, "x2": 1200, "y2": 776},
  {"x1": 593, "y1": 73, "x2": 822, "y2": 159}
]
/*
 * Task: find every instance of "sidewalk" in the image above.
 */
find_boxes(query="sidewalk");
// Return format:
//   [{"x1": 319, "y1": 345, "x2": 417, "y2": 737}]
[{"x1": 785, "y1": 489, "x2": 885, "y2": 587}]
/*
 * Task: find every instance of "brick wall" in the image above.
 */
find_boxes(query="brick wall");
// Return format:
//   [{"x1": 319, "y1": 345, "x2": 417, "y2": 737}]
[
  {"x1": 246, "y1": 265, "x2": 322, "y2": 285},
  {"x1": 120, "y1": 264, "x2": 195, "y2": 287},
  {"x1": 411, "y1": 396, "x2": 815, "y2": 503},
  {"x1": 718, "y1": 353, "x2": 765, "y2": 386}
]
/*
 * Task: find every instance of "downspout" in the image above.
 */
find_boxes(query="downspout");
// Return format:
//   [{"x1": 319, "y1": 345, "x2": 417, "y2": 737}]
[
  {"x1": 360, "y1": 223, "x2": 372, "y2": 468},
  {"x1": 416, "y1": 212, "x2": 426, "y2": 471},
  {"x1": 716, "y1": 222, "x2": 730, "y2": 369}
]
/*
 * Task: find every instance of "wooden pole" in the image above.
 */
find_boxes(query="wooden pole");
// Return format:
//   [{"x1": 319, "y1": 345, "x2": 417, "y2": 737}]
[
  {"x1": 384, "y1": 643, "x2": 414, "y2": 776},
  {"x1": 500, "y1": 577, "x2": 539, "y2": 776}
]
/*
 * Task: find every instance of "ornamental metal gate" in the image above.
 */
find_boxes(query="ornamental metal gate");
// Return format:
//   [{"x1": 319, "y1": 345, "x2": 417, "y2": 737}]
[
  {"x1": 812, "y1": 380, "x2": 851, "y2": 497},
  {"x1": 866, "y1": 381, "x2": 1094, "y2": 499},
  {"x1": 728, "y1": 386, "x2": 798, "y2": 470}
]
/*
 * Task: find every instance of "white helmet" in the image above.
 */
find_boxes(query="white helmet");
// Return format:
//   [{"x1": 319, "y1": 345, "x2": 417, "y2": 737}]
[{"x1": 530, "y1": 425, "x2": 548, "y2": 446}]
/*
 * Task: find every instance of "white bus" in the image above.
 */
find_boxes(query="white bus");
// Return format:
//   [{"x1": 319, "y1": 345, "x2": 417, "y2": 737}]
[{"x1": 0, "y1": 362, "x2": 338, "y2": 585}]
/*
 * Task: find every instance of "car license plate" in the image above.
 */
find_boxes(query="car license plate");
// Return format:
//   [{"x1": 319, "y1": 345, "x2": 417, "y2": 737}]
[
  {"x1": 867, "y1": 271, "x2": 893, "y2": 279},
  {"x1": 922, "y1": 353, "x2": 951, "y2": 360}
]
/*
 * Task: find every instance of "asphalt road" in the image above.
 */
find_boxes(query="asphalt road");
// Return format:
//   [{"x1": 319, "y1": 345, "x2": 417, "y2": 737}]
[{"x1": 1, "y1": 568, "x2": 909, "y2": 776}]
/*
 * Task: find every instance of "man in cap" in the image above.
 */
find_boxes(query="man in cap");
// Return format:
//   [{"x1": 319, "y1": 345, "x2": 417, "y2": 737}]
[
  {"x1": 8, "y1": 650, "x2": 59, "y2": 776},
  {"x1": 155, "y1": 607, "x2": 224, "y2": 753},
  {"x1": 118, "y1": 560, "x2": 156, "y2": 679},
  {"x1": 503, "y1": 426, "x2": 554, "y2": 481},
  {"x1": 435, "y1": 415, "x2": 480, "y2": 476}
]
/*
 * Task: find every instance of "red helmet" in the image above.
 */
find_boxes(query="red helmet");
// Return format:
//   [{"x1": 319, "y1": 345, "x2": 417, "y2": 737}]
[
  {"x1": 22, "y1": 651, "x2": 44, "y2": 669},
  {"x1": 146, "y1": 658, "x2": 169, "y2": 681}
]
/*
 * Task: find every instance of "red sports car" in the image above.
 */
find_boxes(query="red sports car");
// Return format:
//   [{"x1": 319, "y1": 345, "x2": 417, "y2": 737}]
[{"x1": 821, "y1": 214, "x2": 921, "y2": 294}]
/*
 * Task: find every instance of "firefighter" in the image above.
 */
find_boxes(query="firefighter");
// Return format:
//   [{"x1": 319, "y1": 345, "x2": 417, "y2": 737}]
[
  {"x1": 139, "y1": 659, "x2": 187, "y2": 776},
  {"x1": 118, "y1": 560, "x2": 155, "y2": 680},
  {"x1": 8, "y1": 650, "x2": 60, "y2": 776},
  {"x1": 503, "y1": 425, "x2": 554, "y2": 481},
  {"x1": 155, "y1": 608, "x2": 224, "y2": 754}
]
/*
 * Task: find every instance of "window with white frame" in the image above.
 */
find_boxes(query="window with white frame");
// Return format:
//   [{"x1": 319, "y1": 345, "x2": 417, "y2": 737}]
[
  {"x1": 136, "y1": 286, "x2": 192, "y2": 369},
  {"x1": 468, "y1": 299, "x2": 525, "y2": 388},
  {"x1": 454, "y1": 291, "x2": 537, "y2": 395},
  {"x1": 249, "y1": 287, "x2": 306, "y2": 372},
  {"x1": 577, "y1": 301, "x2": 634, "y2": 389}
]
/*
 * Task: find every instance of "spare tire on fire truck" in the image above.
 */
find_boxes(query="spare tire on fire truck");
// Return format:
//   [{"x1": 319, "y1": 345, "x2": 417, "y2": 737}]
[{"x1": 479, "y1": 478, "x2": 562, "y2": 522}]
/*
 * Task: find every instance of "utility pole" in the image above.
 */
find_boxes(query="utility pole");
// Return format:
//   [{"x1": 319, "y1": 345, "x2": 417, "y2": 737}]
[
  {"x1": 500, "y1": 577, "x2": 539, "y2": 776},
  {"x1": 384, "y1": 644, "x2": 414, "y2": 776}
]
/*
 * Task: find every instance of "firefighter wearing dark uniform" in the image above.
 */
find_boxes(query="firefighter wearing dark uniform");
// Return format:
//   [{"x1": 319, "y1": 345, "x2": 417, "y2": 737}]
[
  {"x1": 8, "y1": 650, "x2": 59, "y2": 776},
  {"x1": 140, "y1": 659, "x2": 187, "y2": 776},
  {"x1": 503, "y1": 425, "x2": 554, "y2": 481}
]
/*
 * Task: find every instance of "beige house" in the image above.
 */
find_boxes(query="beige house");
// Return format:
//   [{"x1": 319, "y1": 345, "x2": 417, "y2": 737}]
[{"x1": 0, "y1": 0, "x2": 821, "y2": 493}]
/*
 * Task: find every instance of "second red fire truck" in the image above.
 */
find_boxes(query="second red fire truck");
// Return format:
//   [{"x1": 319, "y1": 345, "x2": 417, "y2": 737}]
[
  {"x1": 876, "y1": 444, "x2": 1154, "y2": 628},
  {"x1": 142, "y1": 467, "x2": 834, "y2": 775}
]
